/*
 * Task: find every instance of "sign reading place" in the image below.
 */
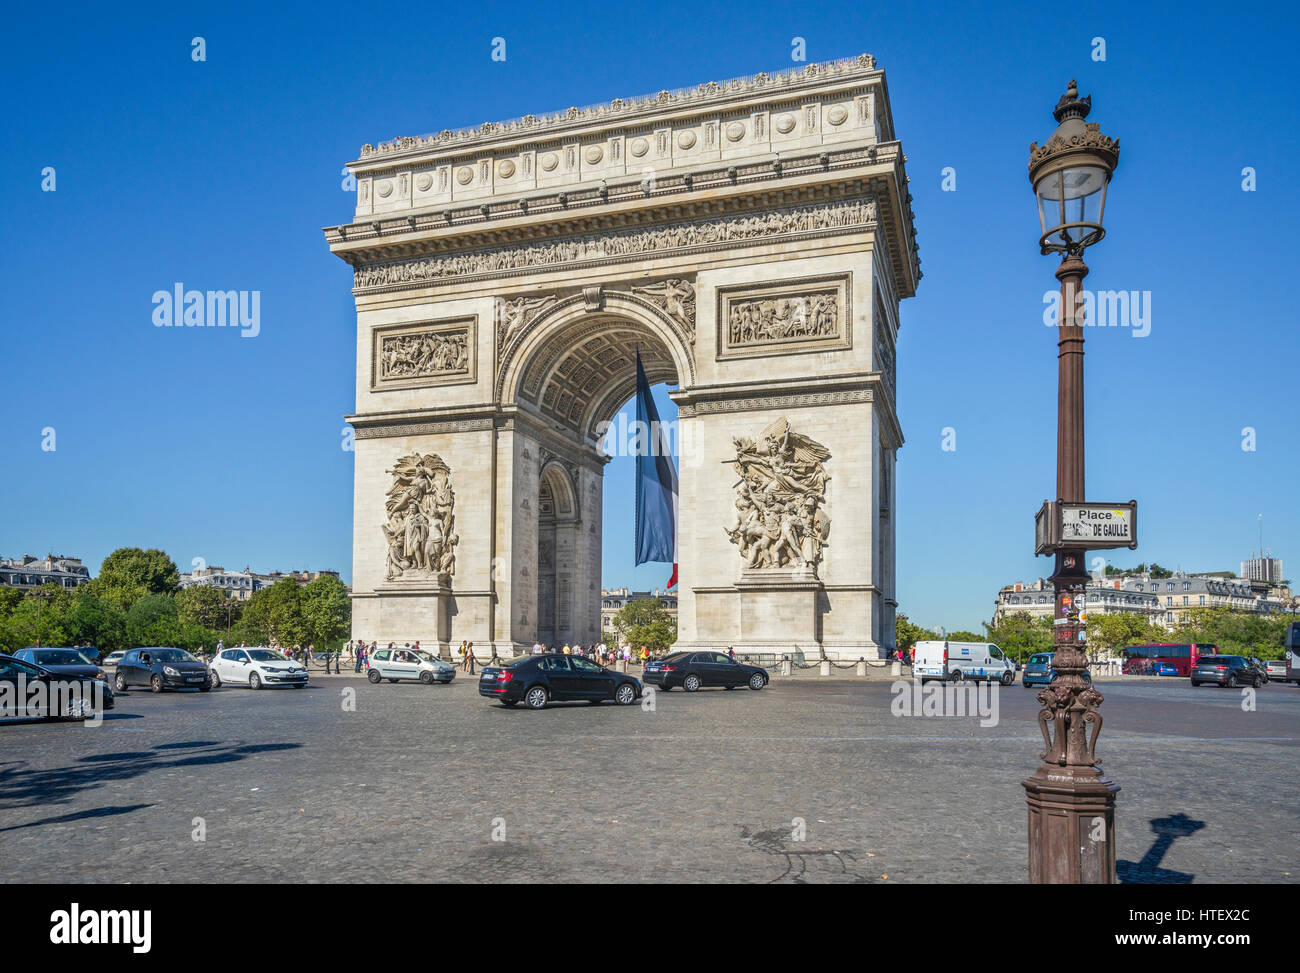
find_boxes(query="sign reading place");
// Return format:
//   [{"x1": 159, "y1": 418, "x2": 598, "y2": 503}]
[{"x1": 1035, "y1": 501, "x2": 1138, "y2": 555}]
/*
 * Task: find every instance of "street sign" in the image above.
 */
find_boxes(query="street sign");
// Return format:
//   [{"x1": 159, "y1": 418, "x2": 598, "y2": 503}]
[{"x1": 1035, "y1": 500, "x2": 1138, "y2": 554}]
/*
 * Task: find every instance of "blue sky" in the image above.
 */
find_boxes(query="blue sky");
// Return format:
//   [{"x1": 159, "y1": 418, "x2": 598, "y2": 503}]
[{"x1": 2, "y1": 0, "x2": 1296, "y2": 633}]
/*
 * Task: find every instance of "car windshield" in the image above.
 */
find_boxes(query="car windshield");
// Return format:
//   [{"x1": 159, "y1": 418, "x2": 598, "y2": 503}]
[
  {"x1": 152, "y1": 649, "x2": 197, "y2": 663},
  {"x1": 662, "y1": 652, "x2": 692, "y2": 662},
  {"x1": 413, "y1": 651, "x2": 440, "y2": 663},
  {"x1": 247, "y1": 650, "x2": 287, "y2": 662},
  {"x1": 34, "y1": 650, "x2": 94, "y2": 666}
]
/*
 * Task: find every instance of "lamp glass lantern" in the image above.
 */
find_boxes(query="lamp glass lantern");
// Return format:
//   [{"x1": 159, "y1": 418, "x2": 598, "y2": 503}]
[{"x1": 1035, "y1": 163, "x2": 1108, "y2": 254}]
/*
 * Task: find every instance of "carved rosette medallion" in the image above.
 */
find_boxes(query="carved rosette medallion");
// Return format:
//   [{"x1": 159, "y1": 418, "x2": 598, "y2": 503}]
[
  {"x1": 382, "y1": 453, "x2": 459, "y2": 581},
  {"x1": 724, "y1": 418, "x2": 831, "y2": 572}
]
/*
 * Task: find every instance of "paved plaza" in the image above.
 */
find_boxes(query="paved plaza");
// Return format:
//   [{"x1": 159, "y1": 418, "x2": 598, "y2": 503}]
[{"x1": 2, "y1": 675, "x2": 1295, "y2": 883}]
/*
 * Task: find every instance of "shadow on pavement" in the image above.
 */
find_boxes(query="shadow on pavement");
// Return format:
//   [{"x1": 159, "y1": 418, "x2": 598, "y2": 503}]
[{"x1": 1117, "y1": 812, "x2": 1205, "y2": 884}]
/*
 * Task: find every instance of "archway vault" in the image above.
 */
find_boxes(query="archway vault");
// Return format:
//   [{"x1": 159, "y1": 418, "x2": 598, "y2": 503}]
[{"x1": 497, "y1": 292, "x2": 692, "y2": 441}]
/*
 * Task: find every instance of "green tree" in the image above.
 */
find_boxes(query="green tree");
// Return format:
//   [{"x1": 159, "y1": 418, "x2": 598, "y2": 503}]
[
  {"x1": 983, "y1": 612, "x2": 1053, "y2": 664},
  {"x1": 611, "y1": 598, "x2": 677, "y2": 652},
  {"x1": 894, "y1": 613, "x2": 933, "y2": 655},
  {"x1": 240, "y1": 579, "x2": 308, "y2": 648},
  {"x1": 92, "y1": 547, "x2": 180, "y2": 611},
  {"x1": 65, "y1": 588, "x2": 128, "y2": 655},
  {"x1": 176, "y1": 585, "x2": 237, "y2": 631},
  {"x1": 301, "y1": 575, "x2": 351, "y2": 648},
  {"x1": 1086, "y1": 612, "x2": 1161, "y2": 658},
  {"x1": 125, "y1": 593, "x2": 187, "y2": 647}
]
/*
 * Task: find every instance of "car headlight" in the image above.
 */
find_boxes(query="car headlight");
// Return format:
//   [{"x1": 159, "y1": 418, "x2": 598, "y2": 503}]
[
  {"x1": 164, "y1": 666, "x2": 180, "y2": 676},
  {"x1": 261, "y1": 666, "x2": 277, "y2": 672}
]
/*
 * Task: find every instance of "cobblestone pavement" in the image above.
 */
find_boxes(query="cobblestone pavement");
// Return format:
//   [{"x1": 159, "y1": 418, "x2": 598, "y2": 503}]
[{"x1": 2, "y1": 674, "x2": 1295, "y2": 883}]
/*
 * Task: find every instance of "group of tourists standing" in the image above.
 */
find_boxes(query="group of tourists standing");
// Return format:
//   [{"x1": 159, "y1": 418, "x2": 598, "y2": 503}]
[{"x1": 529, "y1": 642, "x2": 653, "y2": 666}]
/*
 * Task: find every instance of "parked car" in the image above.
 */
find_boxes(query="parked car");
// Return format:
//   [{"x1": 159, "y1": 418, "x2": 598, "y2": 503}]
[
  {"x1": 101, "y1": 650, "x2": 127, "y2": 668},
  {"x1": 1264, "y1": 658, "x2": 1291, "y2": 683},
  {"x1": 1191, "y1": 655, "x2": 1263, "y2": 688},
  {"x1": 113, "y1": 647, "x2": 211, "y2": 693},
  {"x1": 0, "y1": 653, "x2": 114, "y2": 720},
  {"x1": 366, "y1": 647, "x2": 456, "y2": 685},
  {"x1": 642, "y1": 651, "x2": 769, "y2": 692},
  {"x1": 208, "y1": 647, "x2": 308, "y2": 689},
  {"x1": 12, "y1": 647, "x2": 107, "y2": 684},
  {"x1": 478, "y1": 654, "x2": 642, "y2": 709}
]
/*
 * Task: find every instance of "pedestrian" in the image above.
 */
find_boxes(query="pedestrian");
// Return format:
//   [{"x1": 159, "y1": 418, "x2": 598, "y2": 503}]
[
  {"x1": 465, "y1": 642, "x2": 476, "y2": 675},
  {"x1": 728, "y1": 646, "x2": 736, "y2": 663},
  {"x1": 354, "y1": 639, "x2": 364, "y2": 673}
]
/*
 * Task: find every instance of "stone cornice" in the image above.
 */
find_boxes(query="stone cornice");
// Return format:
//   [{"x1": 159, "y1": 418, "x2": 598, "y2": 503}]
[
  {"x1": 354, "y1": 55, "x2": 882, "y2": 165},
  {"x1": 326, "y1": 144, "x2": 898, "y2": 257}
]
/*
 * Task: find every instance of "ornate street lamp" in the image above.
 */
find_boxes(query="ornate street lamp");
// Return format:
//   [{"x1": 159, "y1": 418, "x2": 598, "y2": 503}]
[{"x1": 1023, "y1": 81, "x2": 1121, "y2": 884}]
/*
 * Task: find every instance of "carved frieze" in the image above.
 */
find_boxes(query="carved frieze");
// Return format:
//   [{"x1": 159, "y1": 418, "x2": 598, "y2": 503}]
[
  {"x1": 382, "y1": 453, "x2": 459, "y2": 581},
  {"x1": 354, "y1": 197, "x2": 877, "y2": 291},
  {"x1": 724, "y1": 418, "x2": 831, "y2": 572},
  {"x1": 371, "y1": 318, "x2": 476, "y2": 391},
  {"x1": 717, "y1": 274, "x2": 851, "y2": 360}
]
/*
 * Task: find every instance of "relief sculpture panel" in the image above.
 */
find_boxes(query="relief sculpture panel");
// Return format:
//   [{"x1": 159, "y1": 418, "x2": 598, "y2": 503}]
[{"x1": 717, "y1": 274, "x2": 851, "y2": 360}]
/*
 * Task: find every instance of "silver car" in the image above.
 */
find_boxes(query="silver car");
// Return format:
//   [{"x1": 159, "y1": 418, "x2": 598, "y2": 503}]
[{"x1": 367, "y1": 648, "x2": 456, "y2": 685}]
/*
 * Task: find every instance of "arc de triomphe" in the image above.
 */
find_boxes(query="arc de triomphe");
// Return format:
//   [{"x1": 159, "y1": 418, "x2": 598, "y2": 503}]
[{"x1": 325, "y1": 55, "x2": 920, "y2": 660}]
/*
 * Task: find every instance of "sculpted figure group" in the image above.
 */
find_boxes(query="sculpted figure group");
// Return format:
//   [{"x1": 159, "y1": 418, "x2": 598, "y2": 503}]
[
  {"x1": 382, "y1": 453, "x2": 459, "y2": 580},
  {"x1": 725, "y1": 418, "x2": 832, "y2": 571}
]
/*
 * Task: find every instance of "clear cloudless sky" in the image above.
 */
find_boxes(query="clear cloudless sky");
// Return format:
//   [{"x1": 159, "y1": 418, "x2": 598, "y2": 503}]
[{"x1": 2, "y1": 0, "x2": 1296, "y2": 633}]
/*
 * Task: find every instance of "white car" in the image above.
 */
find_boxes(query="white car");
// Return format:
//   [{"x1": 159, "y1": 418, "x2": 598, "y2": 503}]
[
  {"x1": 367, "y1": 647, "x2": 456, "y2": 685},
  {"x1": 101, "y1": 650, "x2": 127, "y2": 668},
  {"x1": 208, "y1": 647, "x2": 308, "y2": 689}
]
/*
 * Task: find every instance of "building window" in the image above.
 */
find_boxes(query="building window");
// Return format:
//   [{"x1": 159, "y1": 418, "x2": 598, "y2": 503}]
[{"x1": 1199, "y1": 595, "x2": 1205, "y2": 605}]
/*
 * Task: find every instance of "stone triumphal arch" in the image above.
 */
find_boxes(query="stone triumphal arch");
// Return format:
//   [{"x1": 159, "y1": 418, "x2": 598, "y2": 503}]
[{"x1": 325, "y1": 55, "x2": 920, "y2": 659}]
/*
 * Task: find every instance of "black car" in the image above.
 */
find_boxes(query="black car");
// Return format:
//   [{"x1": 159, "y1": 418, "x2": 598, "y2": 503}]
[
  {"x1": 0, "y1": 653, "x2": 114, "y2": 720},
  {"x1": 114, "y1": 647, "x2": 211, "y2": 693},
  {"x1": 12, "y1": 647, "x2": 108, "y2": 684},
  {"x1": 1191, "y1": 655, "x2": 1264, "y2": 688},
  {"x1": 478, "y1": 654, "x2": 642, "y2": 709},
  {"x1": 642, "y1": 651, "x2": 769, "y2": 692}
]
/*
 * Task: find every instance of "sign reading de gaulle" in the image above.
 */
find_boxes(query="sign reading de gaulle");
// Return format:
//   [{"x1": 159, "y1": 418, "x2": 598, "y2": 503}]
[{"x1": 1035, "y1": 500, "x2": 1138, "y2": 555}]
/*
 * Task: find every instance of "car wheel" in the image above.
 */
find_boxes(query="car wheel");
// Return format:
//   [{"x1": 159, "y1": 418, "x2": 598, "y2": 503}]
[
  {"x1": 525, "y1": 686, "x2": 548, "y2": 710},
  {"x1": 615, "y1": 683, "x2": 636, "y2": 705},
  {"x1": 199, "y1": 678, "x2": 211, "y2": 692},
  {"x1": 684, "y1": 673, "x2": 702, "y2": 692},
  {"x1": 209, "y1": 670, "x2": 221, "y2": 689},
  {"x1": 748, "y1": 672, "x2": 765, "y2": 691},
  {"x1": 1226, "y1": 674, "x2": 1237, "y2": 688},
  {"x1": 249, "y1": 673, "x2": 262, "y2": 690},
  {"x1": 367, "y1": 669, "x2": 381, "y2": 684},
  {"x1": 1000, "y1": 671, "x2": 1014, "y2": 686},
  {"x1": 419, "y1": 671, "x2": 434, "y2": 685},
  {"x1": 115, "y1": 672, "x2": 127, "y2": 693},
  {"x1": 949, "y1": 670, "x2": 963, "y2": 682},
  {"x1": 150, "y1": 674, "x2": 164, "y2": 694},
  {"x1": 1190, "y1": 680, "x2": 1199, "y2": 687}
]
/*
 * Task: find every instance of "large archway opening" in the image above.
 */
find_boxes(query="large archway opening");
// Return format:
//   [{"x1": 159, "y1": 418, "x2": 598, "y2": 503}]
[{"x1": 501, "y1": 302, "x2": 688, "y2": 650}]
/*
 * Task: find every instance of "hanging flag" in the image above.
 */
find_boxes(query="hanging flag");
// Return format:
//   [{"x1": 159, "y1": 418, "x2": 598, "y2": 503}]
[{"x1": 633, "y1": 351, "x2": 679, "y2": 588}]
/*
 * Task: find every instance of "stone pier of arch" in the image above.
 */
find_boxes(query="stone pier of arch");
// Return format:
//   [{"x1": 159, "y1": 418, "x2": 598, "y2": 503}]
[{"x1": 325, "y1": 55, "x2": 920, "y2": 660}]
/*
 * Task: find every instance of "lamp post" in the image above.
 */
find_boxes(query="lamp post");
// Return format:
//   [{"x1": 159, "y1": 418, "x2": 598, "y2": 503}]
[{"x1": 1022, "y1": 80, "x2": 1121, "y2": 884}]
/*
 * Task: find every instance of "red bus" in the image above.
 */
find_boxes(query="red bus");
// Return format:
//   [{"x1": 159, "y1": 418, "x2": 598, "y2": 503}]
[{"x1": 1120, "y1": 643, "x2": 1215, "y2": 677}]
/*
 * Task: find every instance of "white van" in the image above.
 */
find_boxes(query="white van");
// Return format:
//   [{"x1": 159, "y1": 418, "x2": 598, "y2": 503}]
[{"x1": 912, "y1": 641, "x2": 1016, "y2": 685}]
